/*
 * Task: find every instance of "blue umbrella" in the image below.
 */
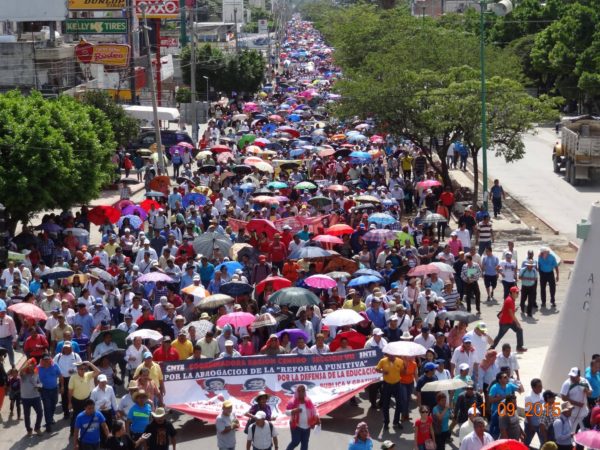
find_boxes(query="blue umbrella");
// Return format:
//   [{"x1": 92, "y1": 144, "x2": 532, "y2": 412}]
[
  {"x1": 239, "y1": 183, "x2": 256, "y2": 192},
  {"x1": 347, "y1": 134, "x2": 367, "y2": 143},
  {"x1": 290, "y1": 148, "x2": 306, "y2": 158},
  {"x1": 267, "y1": 181, "x2": 288, "y2": 189},
  {"x1": 368, "y1": 213, "x2": 398, "y2": 226},
  {"x1": 347, "y1": 275, "x2": 382, "y2": 287},
  {"x1": 349, "y1": 151, "x2": 371, "y2": 159},
  {"x1": 262, "y1": 123, "x2": 277, "y2": 133},
  {"x1": 353, "y1": 268, "x2": 384, "y2": 279},
  {"x1": 382, "y1": 199, "x2": 398, "y2": 207},
  {"x1": 214, "y1": 261, "x2": 244, "y2": 277},
  {"x1": 117, "y1": 214, "x2": 143, "y2": 229},
  {"x1": 145, "y1": 191, "x2": 166, "y2": 198},
  {"x1": 288, "y1": 114, "x2": 302, "y2": 122},
  {"x1": 267, "y1": 142, "x2": 283, "y2": 151},
  {"x1": 182, "y1": 193, "x2": 207, "y2": 208},
  {"x1": 289, "y1": 246, "x2": 332, "y2": 260}
]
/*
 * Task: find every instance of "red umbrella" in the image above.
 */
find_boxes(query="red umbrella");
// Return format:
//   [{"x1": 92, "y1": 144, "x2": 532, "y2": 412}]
[
  {"x1": 247, "y1": 219, "x2": 278, "y2": 237},
  {"x1": 325, "y1": 224, "x2": 354, "y2": 236},
  {"x1": 210, "y1": 145, "x2": 232, "y2": 154},
  {"x1": 329, "y1": 330, "x2": 367, "y2": 352},
  {"x1": 8, "y1": 303, "x2": 47, "y2": 322},
  {"x1": 277, "y1": 126, "x2": 300, "y2": 138},
  {"x1": 88, "y1": 205, "x2": 121, "y2": 225},
  {"x1": 255, "y1": 276, "x2": 292, "y2": 295},
  {"x1": 139, "y1": 199, "x2": 161, "y2": 212},
  {"x1": 407, "y1": 263, "x2": 441, "y2": 277},
  {"x1": 318, "y1": 148, "x2": 335, "y2": 158},
  {"x1": 149, "y1": 176, "x2": 171, "y2": 194},
  {"x1": 481, "y1": 440, "x2": 527, "y2": 450},
  {"x1": 312, "y1": 235, "x2": 344, "y2": 245}
]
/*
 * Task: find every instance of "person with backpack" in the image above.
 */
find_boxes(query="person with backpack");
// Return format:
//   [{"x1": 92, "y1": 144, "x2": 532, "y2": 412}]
[{"x1": 247, "y1": 410, "x2": 278, "y2": 450}]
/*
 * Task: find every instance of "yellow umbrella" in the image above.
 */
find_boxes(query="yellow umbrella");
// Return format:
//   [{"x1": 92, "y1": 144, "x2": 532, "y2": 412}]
[
  {"x1": 193, "y1": 185, "x2": 213, "y2": 196},
  {"x1": 195, "y1": 150, "x2": 212, "y2": 160}
]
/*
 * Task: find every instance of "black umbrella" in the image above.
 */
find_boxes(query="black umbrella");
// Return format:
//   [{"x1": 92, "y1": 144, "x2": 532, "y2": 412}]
[
  {"x1": 220, "y1": 281, "x2": 253, "y2": 296},
  {"x1": 41, "y1": 267, "x2": 74, "y2": 281},
  {"x1": 437, "y1": 311, "x2": 478, "y2": 323},
  {"x1": 139, "y1": 320, "x2": 175, "y2": 338},
  {"x1": 252, "y1": 188, "x2": 275, "y2": 196},
  {"x1": 280, "y1": 161, "x2": 301, "y2": 170},
  {"x1": 92, "y1": 329, "x2": 128, "y2": 350},
  {"x1": 176, "y1": 176, "x2": 195, "y2": 185},
  {"x1": 92, "y1": 349, "x2": 126, "y2": 366},
  {"x1": 334, "y1": 149, "x2": 352, "y2": 158},
  {"x1": 198, "y1": 164, "x2": 217, "y2": 174},
  {"x1": 232, "y1": 164, "x2": 253, "y2": 175}
]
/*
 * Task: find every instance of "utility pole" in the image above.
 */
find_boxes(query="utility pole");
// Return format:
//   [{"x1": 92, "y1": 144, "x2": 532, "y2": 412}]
[
  {"x1": 189, "y1": 3, "x2": 198, "y2": 144},
  {"x1": 233, "y1": 7, "x2": 239, "y2": 52},
  {"x1": 127, "y1": 0, "x2": 136, "y2": 103},
  {"x1": 140, "y1": 3, "x2": 166, "y2": 175}
]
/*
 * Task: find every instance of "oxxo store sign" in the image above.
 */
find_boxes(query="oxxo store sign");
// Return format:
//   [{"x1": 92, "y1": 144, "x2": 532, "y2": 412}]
[{"x1": 135, "y1": 0, "x2": 180, "y2": 19}]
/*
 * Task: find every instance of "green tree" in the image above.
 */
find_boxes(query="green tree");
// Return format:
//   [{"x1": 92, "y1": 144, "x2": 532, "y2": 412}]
[
  {"x1": 80, "y1": 90, "x2": 140, "y2": 147},
  {"x1": 0, "y1": 91, "x2": 115, "y2": 232},
  {"x1": 181, "y1": 44, "x2": 265, "y2": 98}
]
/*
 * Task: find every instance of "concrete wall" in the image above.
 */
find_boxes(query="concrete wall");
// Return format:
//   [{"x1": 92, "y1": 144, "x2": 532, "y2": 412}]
[{"x1": 0, "y1": 42, "x2": 36, "y2": 87}]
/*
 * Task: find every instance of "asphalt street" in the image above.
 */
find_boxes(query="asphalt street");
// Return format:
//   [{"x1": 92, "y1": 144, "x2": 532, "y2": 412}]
[{"x1": 480, "y1": 126, "x2": 600, "y2": 242}]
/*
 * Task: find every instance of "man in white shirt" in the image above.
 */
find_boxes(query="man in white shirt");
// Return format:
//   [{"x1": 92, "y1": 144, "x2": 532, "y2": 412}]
[
  {"x1": 1, "y1": 261, "x2": 20, "y2": 287},
  {"x1": 495, "y1": 343, "x2": 520, "y2": 380},
  {"x1": 524, "y1": 378, "x2": 544, "y2": 446},
  {"x1": 90, "y1": 374, "x2": 118, "y2": 424},
  {"x1": 498, "y1": 252, "x2": 518, "y2": 300},
  {"x1": 455, "y1": 224, "x2": 472, "y2": 252},
  {"x1": 125, "y1": 337, "x2": 149, "y2": 378},
  {"x1": 247, "y1": 411, "x2": 278, "y2": 450},
  {"x1": 414, "y1": 327, "x2": 435, "y2": 349},
  {"x1": 364, "y1": 328, "x2": 388, "y2": 350},
  {"x1": 54, "y1": 341, "x2": 81, "y2": 418},
  {"x1": 451, "y1": 337, "x2": 478, "y2": 377},
  {"x1": 459, "y1": 417, "x2": 493, "y2": 450},
  {"x1": 560, "y1": 367, "x2": 591, "y2": 432},
  {"x1": 464, "y1": 322, "x2": 493, "y2": 383}
]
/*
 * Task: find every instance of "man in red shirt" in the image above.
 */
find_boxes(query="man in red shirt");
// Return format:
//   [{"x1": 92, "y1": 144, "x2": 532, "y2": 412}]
[
  {"x1": 491, "y1": 286, "x2": 527, "y2": 352},
  {"x1": 439, "y1": 186, "x2": 456, "y2": 215},
  {"x1": 268, "y1": 233, "x2": 288, "y2": 272},
  {"x1": 280, "y1": 226, "x2": 294, "y2": 249},
  {"x1": 24, "y1": 327, "x2": 49, "y2": 361},
  {"x1": 152, "y1": 336, "x2": 180, "y2": 362}
]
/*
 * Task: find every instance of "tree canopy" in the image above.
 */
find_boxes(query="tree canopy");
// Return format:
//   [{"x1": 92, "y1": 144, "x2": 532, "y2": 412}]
[
  {"x1": 0, "y1": 91, "x2": 116, "y2": 231},
  {"x1": 181, "y1": 44, "x2": 266, "y2": 99},
  {"x1": 307, "y1": 4, "x2": 560, "y2": 203}
]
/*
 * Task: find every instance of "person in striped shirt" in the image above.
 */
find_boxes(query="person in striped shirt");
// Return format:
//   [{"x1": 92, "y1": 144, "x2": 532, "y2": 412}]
[{"x1": 475, "y1": 215, "x2": 494, "y2": 256}]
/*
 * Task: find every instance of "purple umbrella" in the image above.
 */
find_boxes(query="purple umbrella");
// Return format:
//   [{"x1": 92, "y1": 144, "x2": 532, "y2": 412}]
[
  {"x1": 276, "y1": 329, "x2": 309, "y2": 347},
  {"x1": 36, "y1": 222, "x2": 62, "y2": 233},
  {"x1": 122, "y1": 205, "x2": 148, "y2": 220},
  {"x1": 169, "y1": 145, "x2": 185, "y2": 156},
  {"x1": 136, "y1": 272, "x2": 174, "y2": 283}
]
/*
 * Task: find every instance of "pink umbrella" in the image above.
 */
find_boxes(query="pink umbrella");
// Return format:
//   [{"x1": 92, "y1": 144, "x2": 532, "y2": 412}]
[
  {"x1": 304, "y1": 274, "x2": 337, "y2": 289},
  {"x1": 115, "y1": 199, "x2": 134, "y2": 210},
  {"x1": 312, "y1": 235, "x2": 344, "y2": 245},
  {"x1": 369, "y1": 134, "x2": 384, "y2": 143},
  {"x1": 177, "y1": 142, "x2": 194, "y2": 149},
  {"x1": 327, "y1": 184, "x2": 349, "y2": 193},
  {"x1": 122, "y1": 205, "x2": 148, "y2": 220},
  {"x1": 243, "y1": 102, "x2": 260, "y2": 113},
  {"x1": 407, "y1": 263, "x2": 441, "y2": 277},
  {"x1": 244, "y1": 156, "x2": 263, "y2": 166},
  {"x1": 136, "y1": 272, "x2": 174, "y2": 283},
  {"x1": 217, "y1": 152, "x2": 235, "y2": 163},
  {"x1": 217, "y1": 312, "x2": 256, "y2": 329},
  {"x1": 253, "y1": 196, "x2": 280, "y2": 206},
  {"x1": 575, "y1": 430, "x2": 600, "y2": 450},
  {"x1": 318, "y1": 147, "x2": 335, "y2": 157},
  {"x1": 416, "y1": 179, "x2": 442, "y2": 189}
]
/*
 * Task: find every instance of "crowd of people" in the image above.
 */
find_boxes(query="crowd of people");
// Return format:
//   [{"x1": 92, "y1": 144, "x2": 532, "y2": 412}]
[{"x1": 0, "y1": 14, "x2": 594, "y2": 450}]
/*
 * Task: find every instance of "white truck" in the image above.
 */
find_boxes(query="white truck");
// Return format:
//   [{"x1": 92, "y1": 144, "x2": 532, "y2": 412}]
[{"x1": 553, "y1": 115, "x2": 600, "y2": 185}]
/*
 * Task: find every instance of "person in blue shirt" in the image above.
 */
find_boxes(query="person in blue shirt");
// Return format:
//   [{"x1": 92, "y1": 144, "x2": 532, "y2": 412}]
[
  {"x1": 37, "y1": 354, "x2": 62, "y2": 432},
  {"x1": 179, "y1": 265, "x2": 196, "y2": 291},
  {"x1": 538, "y1": 247, "x2": 559, "y2": 308},
  {"x1": 481, "y1": 247, "x2": 500, "y2": 302},
  {"x1": 432, "y1": 392, "x2": 452, "y2": 449},
  {"x1": 75, "y1": 398, "x2": 109, "y2": 449},
  {"x1": 585, "y1": 357, "x2": 600, "y2": 413},
  {"x1": 488, "y1": 371, "x2": 524, "y2": 438},
  {"x1": 348, "y1": 421, "x2": 373, "y2": 450},
  {"x1": 489, "y1": 179, "x2": 506, "y2": 218},
  {"x1": 70, "y1": 303, "x2": 96, "y2": 338},
  {"x1": 366, "y1": 298, "x2": 386, "y2": 330},
  {"x1": 56, "y1": 331, "x2": 82, "y2": 355},
  {"x1": 127, "y1": 389, "x2": 152, "y2": 440},
  {"x1": 198, "y1": 256, "x2": 215, "y2": 288}
]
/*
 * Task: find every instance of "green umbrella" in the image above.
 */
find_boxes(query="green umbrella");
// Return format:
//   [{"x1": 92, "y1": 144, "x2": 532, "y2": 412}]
[
  {"x1": 92, "y1": 329, "x2": 128, "y2": 351},
  {"x1": 308, "y1": 195, "x2": 332, "y2": 208},
  {"x1": 239, "y1": 134, "x2": 257, "y2": 147},
  {"x1": 295, "y1": 181, "x2": 317, "y2": 190},
  {"x1": 270, "y1": 287, "x2": 320, "y2": 307}
]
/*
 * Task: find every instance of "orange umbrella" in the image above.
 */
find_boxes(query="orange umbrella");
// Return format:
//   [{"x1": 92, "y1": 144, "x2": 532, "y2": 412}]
[
  {"x1": 149, "y1": 176, "x2": 171, "y2": 194},
  {"x1": 331, "y1": 134, "x2": 346, "y2": 141}
]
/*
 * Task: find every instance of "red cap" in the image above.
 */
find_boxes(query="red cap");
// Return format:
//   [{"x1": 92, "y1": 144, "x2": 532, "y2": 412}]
[
  {"x1": 259, "y1": 255, "x2": 266, "y2": 262},
  {"x1": 510, "y1": 286, "x2": 520, "y2": 293}
]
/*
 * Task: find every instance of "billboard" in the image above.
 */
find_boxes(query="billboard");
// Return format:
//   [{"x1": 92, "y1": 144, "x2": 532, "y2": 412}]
[
  {"x1": 65, "y1": 19, "x2": 128, "y2": 35},
  {"x1": 3, "y1": 0, "x2": 68, "y2": 21},
  {"x1": 164, "y1": 349, "x2": 381, "y2": 426},
  {"x1": 135, "y1": 0, "x2": 180, "y2": 19},
  {"x1": 75, "y1": 41, "x2": 131, "y2": 67},
  {"x1": 68, "y1": 0, "x2": 126, "y2": 9}
]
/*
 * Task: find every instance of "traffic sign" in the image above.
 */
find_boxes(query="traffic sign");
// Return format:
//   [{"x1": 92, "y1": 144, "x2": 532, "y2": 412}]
[{"x1": 66, "y1": 19, "x2": 128, "y2": 35}]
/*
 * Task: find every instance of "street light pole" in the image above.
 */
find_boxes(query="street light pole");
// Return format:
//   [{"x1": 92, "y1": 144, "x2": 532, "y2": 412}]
[
  {"x1": 203, "y1": 75, "x2": 209, "y2": 123},
  {"x1": 141, "y1": 3, "x2": 165, "y2": 175},
  {"x1": 480, "y1": 0, "x2": 488, "y2": 211},
  {"x1": 189, "y1": 4, "x2": 198, "y2": 145}
]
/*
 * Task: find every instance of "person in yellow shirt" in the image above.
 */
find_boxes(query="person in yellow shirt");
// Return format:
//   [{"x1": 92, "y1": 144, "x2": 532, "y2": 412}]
[
  {"x1": 68, "y1": 361, "x2": 100, "y2": 433},
  {"x1": 342, "y1": 289, "x2": 366, "y2": 312},
  {"x1": 376, "y1": 354, "x2": 406, "y2": 429},
  {"x1": 171, "y1": 331, "x2": 194, "y2": 359},
  {"x1": 133, "y1": 352, "x2": 165, "y2": 398}
]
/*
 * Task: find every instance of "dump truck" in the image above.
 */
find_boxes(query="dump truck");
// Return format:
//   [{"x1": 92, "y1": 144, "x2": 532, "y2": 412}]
[{"x1": 553, "y1": 115, "x2": 600, "y2": 185}]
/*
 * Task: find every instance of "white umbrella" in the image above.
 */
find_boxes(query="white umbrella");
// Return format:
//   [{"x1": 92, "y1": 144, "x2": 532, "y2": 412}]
[
  {"x1": 198, "y1": 294, "x2": 234, "y2": 309},
  {"x1": 252, "y1": 313, "x2": 278, "y2": 329},
  {"x1": 420, "y1": 378, "x2": 468, "y2": 392},
  {"x1": 183, "y1": 319, "x2": 214, "y2": 338},
  {"x1": 382, "y1": 341, "x2": 428, "y2": 357},
  {"x1": 127, "y1": 329, "x2": 163, "y2": 341},
  {"x1": 430, "y1": 262, "x2": 454, "y2": 280},
  {"x1": 64, "y1": 227, "x2": 90, "y2": 237},
  {"x1": 322, "y1": 309, "x2": 364, "y2": 327},
  {"x1": 89, "y1": 267, "x2": 114, "y2": 283}
]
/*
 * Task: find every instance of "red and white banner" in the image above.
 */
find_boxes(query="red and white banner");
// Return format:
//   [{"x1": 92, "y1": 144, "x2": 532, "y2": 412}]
[
  {"x1": 135, "y1": 0, "x2": 179, "y2": 18},
  {"x1": 163, "y1": 349, "x2": 381, "y2": 427}
]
